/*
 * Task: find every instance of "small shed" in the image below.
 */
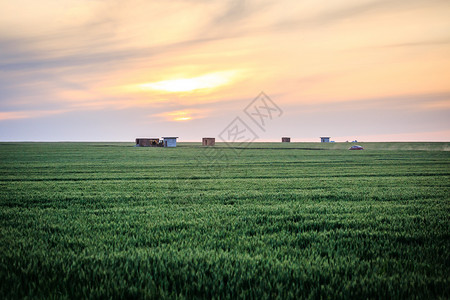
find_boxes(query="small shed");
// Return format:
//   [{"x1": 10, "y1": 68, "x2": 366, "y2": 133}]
[
  {"x1": 202, "y1": 138, "x2": 215, "y2": 146},
  {"x1": 162, "y1": 137, "x2": 178, "y2": 147},
  {"x1": 320, "y1": 137, "x2": 330, "y2": 143},
  {"x1": 282, "y1": 137, "x2": 290, "y2": 143},
  {"x1": 135, "y1": 138, "x2": 161, "y2": 147}
]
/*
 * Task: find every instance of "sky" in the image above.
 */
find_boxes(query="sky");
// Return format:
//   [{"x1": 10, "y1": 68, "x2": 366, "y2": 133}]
[{"x1": 0, "y1": 0, "x2": 449, "y2": 142}]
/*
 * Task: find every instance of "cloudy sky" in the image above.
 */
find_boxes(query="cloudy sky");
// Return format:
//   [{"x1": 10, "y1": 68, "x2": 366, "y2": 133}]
[{"x1": 1, "y1": 0, "x2": 449, "y2": 142}]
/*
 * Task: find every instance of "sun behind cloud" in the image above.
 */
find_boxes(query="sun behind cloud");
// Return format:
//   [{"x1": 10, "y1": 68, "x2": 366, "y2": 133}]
[
  {"x1": 154, "y1": 109, "x2": 208, "y2": 122},
  {"x1": 138, "y1": 70, "x2": 239, "y2": 93}
]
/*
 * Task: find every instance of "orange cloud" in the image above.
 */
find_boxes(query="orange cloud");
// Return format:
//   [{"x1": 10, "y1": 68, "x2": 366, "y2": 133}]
[
  {"x1": 138, "y1": 71, "x2": 239, "y2": 93},
  {"x1": 154, "y1": 109, "x2": 207, "y2": 122}
]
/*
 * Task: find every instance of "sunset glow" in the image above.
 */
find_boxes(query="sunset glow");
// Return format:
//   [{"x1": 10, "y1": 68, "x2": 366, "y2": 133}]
[
  {"x1": 0, "y1": 0, "x2": 449, "y2": 141},
  {"x1": 156, "y1": 110, "x2": 204, "y2": 122},
  {"x1": 138, "y1": 71, "x2": 239, "y2": 93}
]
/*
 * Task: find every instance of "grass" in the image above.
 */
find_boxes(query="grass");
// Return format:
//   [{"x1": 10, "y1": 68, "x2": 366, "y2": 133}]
[{"x1": 0, "y1": 142, "x2": 449, "y2": 299}]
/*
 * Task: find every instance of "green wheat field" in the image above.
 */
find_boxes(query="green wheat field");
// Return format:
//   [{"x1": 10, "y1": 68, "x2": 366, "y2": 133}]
[{"x1": 1, "y1": 142, "x2": 449, "y2": 299}]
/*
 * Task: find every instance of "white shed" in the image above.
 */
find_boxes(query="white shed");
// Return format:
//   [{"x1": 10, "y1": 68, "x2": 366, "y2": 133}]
[
  {"x1": 162, "y1": 137, "x2": 178, "y2": 147},
  {"x1": 320, "y1": 137, "x2": 330, "y2": 143}
]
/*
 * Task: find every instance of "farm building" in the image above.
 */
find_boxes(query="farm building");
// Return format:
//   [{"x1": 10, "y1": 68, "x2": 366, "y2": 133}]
[
  {"x1": 162, "y1": 137, "x2": 178, "y2": 147},
  {"x1": 202, "y1": 138, "x2": 215, "y2": 146},
  {"x1": 320, "y1": 137, "x2": 330, "y2": 143},
  {"x1": 135, "y1": 138, "x2": 161, "y2": 147},
  {"x1": 281, "y1": 137, "x2": 290, "y2": 143},
  {"x1": 135, "y1": 137, "x2": 178, "y2": 147}
]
